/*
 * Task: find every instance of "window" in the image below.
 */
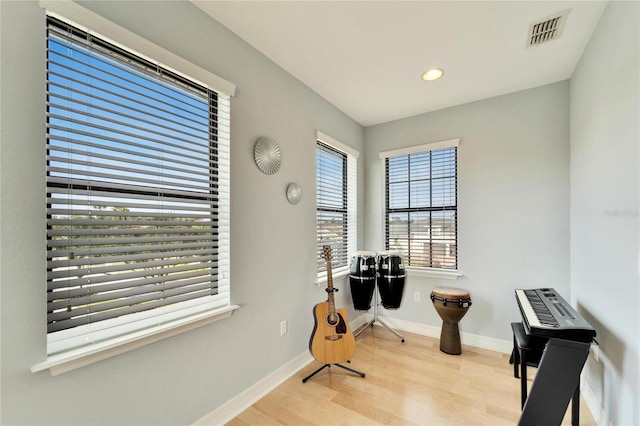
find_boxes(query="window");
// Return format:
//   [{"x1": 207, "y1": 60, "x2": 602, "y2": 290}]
[
  {"x1": 44, "y1": 15, "x2": 233, "y2": 359},
  {"x1": 382, "y1": 139, "x2": 458, "y2": 269},
  {"x1": 316, "y1": 132, "x2": 357, "y2": 278}
]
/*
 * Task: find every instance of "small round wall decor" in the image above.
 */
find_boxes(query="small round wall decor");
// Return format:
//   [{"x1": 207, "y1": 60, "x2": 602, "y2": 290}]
[
  {"x1": 286, "y1": 183, "x2": 302, "y2": 204},
  {"x1": 253, "y1": 136, "x2": 281, "y2": 175}
]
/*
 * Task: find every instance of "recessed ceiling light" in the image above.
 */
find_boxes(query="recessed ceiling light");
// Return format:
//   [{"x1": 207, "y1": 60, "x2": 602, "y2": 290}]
[{"x1": 422, "y1": 68, "x2": 444, "y2": 81}]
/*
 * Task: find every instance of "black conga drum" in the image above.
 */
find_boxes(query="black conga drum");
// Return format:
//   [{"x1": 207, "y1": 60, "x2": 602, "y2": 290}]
[
  {"x1": 349, "y1": 251, "x2": 377, "y2": 311},
  {"x1": 377, "y1": 251, "x2": 405, "y2": 309}
]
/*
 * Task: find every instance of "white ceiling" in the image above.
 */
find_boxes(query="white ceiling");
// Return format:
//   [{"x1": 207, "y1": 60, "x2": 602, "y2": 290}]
[{"x1": 192, "y1": 1, "x2": 607, "y2": 127}]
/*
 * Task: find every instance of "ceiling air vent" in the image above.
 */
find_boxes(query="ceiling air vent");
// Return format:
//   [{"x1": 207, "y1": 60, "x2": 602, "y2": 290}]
[{"x1": 526, "y1": 10, "x2": 569, "y2": 47}]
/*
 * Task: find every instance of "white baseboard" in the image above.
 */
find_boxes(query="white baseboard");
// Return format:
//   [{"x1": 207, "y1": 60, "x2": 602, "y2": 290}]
[
  {"x1": 581, "y1": 374, "x2": 612, "y2": 426},
  {"x1": 193, "y1": 350, "x2": 313, "y2": 426},
  {"x1": 193, "y1": 315, "x2": 513, "y2": 425},
  {"x1": 358, "y1": 313, "x2": 514, "y2": 354},
  {"x1": 350, "y1": 311, "x2": 374, "y2": 332}
]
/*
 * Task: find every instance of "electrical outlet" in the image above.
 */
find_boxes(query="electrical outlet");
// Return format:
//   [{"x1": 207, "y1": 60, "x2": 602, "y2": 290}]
[
  {"x1": 414, "y1": 291, "x2": 421, "y2": 302},
  {"x1": 280, "y1": 320, "x2": 288, "y2": 336}
]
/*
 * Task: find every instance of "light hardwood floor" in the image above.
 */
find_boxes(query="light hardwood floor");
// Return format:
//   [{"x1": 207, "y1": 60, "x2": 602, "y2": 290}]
[{"x1": 227, "y1": 327, "x2": 596, "y2": 425}]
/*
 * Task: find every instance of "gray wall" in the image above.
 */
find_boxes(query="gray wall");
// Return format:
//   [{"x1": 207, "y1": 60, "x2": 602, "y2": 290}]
[
  {"x1": 570, "y1": 1, "x2": 639, "y2": 424},
  {"x1": 364, "y1": 81, "x2": 571, "y2": 341},
  {"x1": 0, "y1": 1, "x2": 364, "y2": 425}
]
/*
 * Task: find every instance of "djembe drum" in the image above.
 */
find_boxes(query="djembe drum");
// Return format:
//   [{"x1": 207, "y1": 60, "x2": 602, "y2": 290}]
[{"x1": 430, "y1": 287, "x2": 472, "y2": 355}]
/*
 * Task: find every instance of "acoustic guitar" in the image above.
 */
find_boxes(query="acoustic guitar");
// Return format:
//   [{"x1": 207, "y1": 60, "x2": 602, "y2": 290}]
[{"x1": 309, "y1": 245, "x2": 356, "y2": 364}]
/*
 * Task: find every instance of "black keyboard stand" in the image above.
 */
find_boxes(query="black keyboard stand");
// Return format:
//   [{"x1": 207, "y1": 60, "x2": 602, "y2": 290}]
[{"x1": 518, "y1": 338, "x2": 590, "y2": 426}]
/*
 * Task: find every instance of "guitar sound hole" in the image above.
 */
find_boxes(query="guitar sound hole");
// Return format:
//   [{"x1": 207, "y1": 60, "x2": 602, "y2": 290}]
[{"x1": 327, "y1": 314, "x2": 338, "y2": 326}]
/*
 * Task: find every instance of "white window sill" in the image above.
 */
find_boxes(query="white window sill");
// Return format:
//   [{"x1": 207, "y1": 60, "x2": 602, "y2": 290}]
[
  {"x1": 316, "y1": 268, "x2": 349, "y2": 287},
  {"x1": 406, "y1": 267, "x2": 463, "y2": 280},
  {"x1": 31, "y1": 304, "x2": 240, "y2": 376},
  {"x1": 317, "y1": 267, "x2": 462, "y2": 284}
]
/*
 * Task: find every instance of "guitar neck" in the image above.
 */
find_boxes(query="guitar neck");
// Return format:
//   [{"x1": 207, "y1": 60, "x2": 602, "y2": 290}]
[
  {"x1": 322, "y1": 245, "x2": 337, "y2": 315},
  {"x1": 326, "y1": 256, "x2": 336, "y2": 314}
]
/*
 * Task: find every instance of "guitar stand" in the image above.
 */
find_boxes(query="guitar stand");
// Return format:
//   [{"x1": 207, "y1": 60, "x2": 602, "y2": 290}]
[
  {"x1": 354, "y1": 290, "x2": 405, "y2": 343},
  {"x1": 302, "y1": 360, "x2": 365, "y2": 383}
]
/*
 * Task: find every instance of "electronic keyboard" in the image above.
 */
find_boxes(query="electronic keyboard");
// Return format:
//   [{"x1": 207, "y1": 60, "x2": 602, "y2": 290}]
[
  {"x1": 514, "y1": 288, "x2": 596, "y2": 426},
  {"x1": 515, "y1": 288, "x2": 596, "y2": 343}
]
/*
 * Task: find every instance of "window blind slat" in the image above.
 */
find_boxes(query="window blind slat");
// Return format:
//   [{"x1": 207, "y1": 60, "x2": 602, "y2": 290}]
[
  {"x1": 47, "y1": 259, "x2": 219, "y2": 291},
  {"x1": 46, "y1": 129, "x2": 211, "y2": 168},
  {"x1": 47, "y1": 209, "x2": 216, "y2": 221},
  {"x1": 47, "y1": 289, "x2": 213, "y2": 333},
  {"x1": 48, "y1": 284, "x2": 216, "y2": 324},
  {"x1": 48, "y1": 246, "x2": 216, "y2": 269},
  {"x1": 47, "y1": 253, "x2": 218, "y2": 280},
  {"x1": 46, "y1": 84, "x2": 208, "y2": 142},
  {"x1": 47, "y1": 119, "x2": 211, "y2": 156},
  {"x1": 47, "y1": 143, "x2": 212, "y2": 176},
  {"x1": 47, "y1": 218, "x2": 217, "y2": 228},
  {"x1": 47, "y1": 227, "x2": 217, "y2": 239},
  {"x1": 48, "y1": 268, "x2": 219, "y2": 298},
  {"x1": 48, "y1": 276, "x2": 218, "y2": 310},
  {"x1": 47, "y1": 186, "x2": 216, "y2": 204},
  {"x1": 47, "y1": 171, "x2": 213, "y2": 195},
  {"x1": 47, "y1": 234, "x2": 218, "y2": 250},
  {"x1": 47, "y1": 195, "x2": 216, "y2": 211},
  {"x1": 46, "y1": 64, "x2": 208, "y2": 118},
  {"x1": 48, "y1": 274, "x2": 218, "y2": 309},
  {"x1": 46, "y1": 27, "x2": 211, "y2": 104},
  {"x1": 46, "y1": 45, "x2": 210, "y2": 131}
]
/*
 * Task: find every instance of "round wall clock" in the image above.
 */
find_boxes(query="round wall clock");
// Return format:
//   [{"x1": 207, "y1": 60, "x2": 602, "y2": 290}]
[{"x1": 253, "y1": 136, "x2": 281, "y2": 175}]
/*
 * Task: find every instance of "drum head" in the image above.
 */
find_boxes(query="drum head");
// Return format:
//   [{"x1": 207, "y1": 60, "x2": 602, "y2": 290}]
[
  {"x1": 350, "y1": 251, "x2": 377, "y2": 276},
  {"x1": 431, "y1": 287, "x2": 470, "y2": 300}
]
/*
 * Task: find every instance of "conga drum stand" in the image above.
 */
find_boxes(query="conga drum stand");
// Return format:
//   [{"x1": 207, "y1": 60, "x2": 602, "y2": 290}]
[{"x1": 354, "y1": 290, "x2": 405, "y2": 343}]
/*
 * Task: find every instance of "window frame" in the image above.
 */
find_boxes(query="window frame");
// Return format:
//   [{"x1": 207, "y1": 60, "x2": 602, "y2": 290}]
[
  {"x1": 379, "y1": 138, "x2": 462, "y2": 278},
  {"x1": 316, "y1": 131, "x2": 358, "y2": 284},
  {"x1": 33, "y1": 2, "x2": 238, "y2": 376}
]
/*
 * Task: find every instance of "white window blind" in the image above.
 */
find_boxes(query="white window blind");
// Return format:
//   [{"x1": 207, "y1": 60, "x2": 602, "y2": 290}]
[
  {"x1": 45, "y1": 16, "x2": 231, "y2": 355},
  {"x1": 316, "y1": 133, "x2": 357, "y2": 276},
  {"x1": 384, "y1": 140, "x2": 458, "y2": 269}
]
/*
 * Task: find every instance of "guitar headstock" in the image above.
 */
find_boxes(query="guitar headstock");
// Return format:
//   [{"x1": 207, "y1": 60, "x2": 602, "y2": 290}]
[{"x1": 322, "y1": 245, "x2": 333, "y2": 262}]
